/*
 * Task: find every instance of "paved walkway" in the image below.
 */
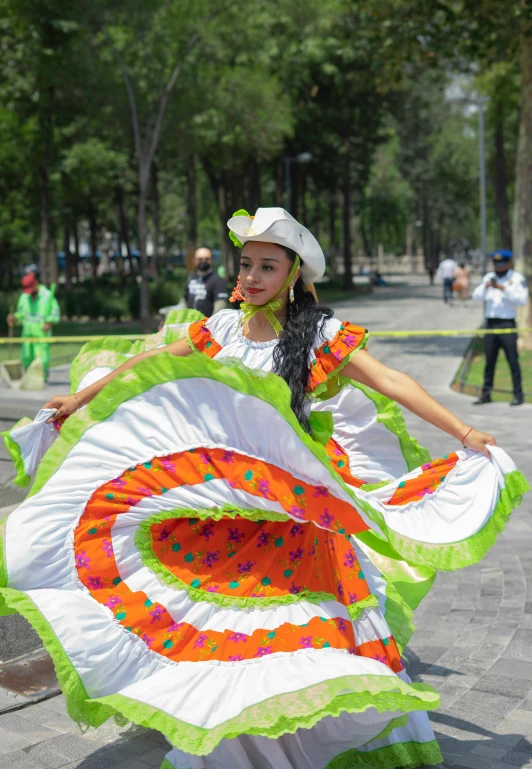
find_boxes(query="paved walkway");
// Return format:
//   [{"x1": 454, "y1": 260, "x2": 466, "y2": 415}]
[{"x1": 0, "y1": 278, "x2": 531, "y2": 768}]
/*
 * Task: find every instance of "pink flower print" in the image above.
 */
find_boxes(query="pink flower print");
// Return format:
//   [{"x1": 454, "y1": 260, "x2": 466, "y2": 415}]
[
  {"x1": 158, "y1": 527, "x2": 171, "y2": 542},
  {"x1": 333, "y1": 445, "x2": 344, "y2": 457},
  {"x1": 289, "y1": 505, "x2": 306, "y2": 520},
  {"x1": 161, "y1": 458, "x2": 176, "y2": 472},
  {"x1": 102, "y1": 539, "x2": 114, "y2": 558},
  {"x1": 253, "y1": 646, "x2": 272, "y2": 657},
  {"x1": 258, "y1": 479, "x2": 271, "y2": 497},
  {"x1": 149, "y1": 606, "x2": 167, "y2": 623},
  {"x1": 309, "y1": 544, "x2": 317, "y2": 558},
  {"x1": 289, "y1": 547, "x2": 304, "y2": 562},
  {"x1": 313, "y1": 486, "x2": 329, "y2": 498},
  {"x1": 319, "y1": 509, "x2": 334, "y2": 527},
  {"x1": 202, "y1": 550, "x2": 220, "y2": 568},
  {"x1": 299, "y1": 636, "x2": 313, "y2": 648},
  {"x1": 417, "y1": 486, "x2": 435, "y2": 498},
  {"x1": 198, "y1": 451, "x2": 212, "y2": 465},
  {"x1": 337, "y1": 581, "x2": 344, "y2": 598},
  {"x1": 136, "y1": 486, "x2": 153, "y2": 497},
  {"x1": 290, "y1": 524, "x2": 304, "y2": 537},
  {"x1": 105, "y1": 595, "x2": 122, "y2": 609},
  {"x1": 111, "y1": 478, "x2": 126, "y2": 488},
  {"x1": 421, "y1": 462, "x2": 432, "y2": 471},
  {"x1": 194, "y1": 633, "x2": 208, "y2": 649},
  {"x1": 228, "y1": 632, "x2": 248, "y2": 643},
  {"x1": 207, "y1": 585, "x2": 220, "y2": 592},
  {"x1": 141, "y1": 633, "x2": 155, "y2": 647},
  {"x1": 344, "y1": 333, "x2": 358, "y2": 346},
  {"x1": 257, "y1": 531, "x2": 270, "y2": 548},
  {"x1": 76, "y1": 550, "x2": 91, "y2": 570},
  {"x1": 237, "y1": 560, "x2": 256, "y2": 574},
  {"x1": 200, "y1": 522, "x2": 215, "y2": 541},
  {"x1": 333, "y1": 348, "x2": 343, "y2": 361},
  {"x1": 338, "y1": 618, "x2": 348, "y2": 635},
  {"x1": 219, "y1": 451, "x2": 235, "y2": 464},
  {"x1": 289, "y1": 581, "x2": 302, "y2": 594},
  {"x1": 373, "y1": 654, "x2": 388, "y2": 665},
  {"x1": 344, "y1": 551, "x2": 356, "y2": 568},
  {"x1": 228, "y1": 654, "x2": 243, "y2": 661},
  {"x1": 127, "y1": 496, "x2": 136, "y2": 506},
  {"x1": 88, "y1": 576, "x2": 103, "y2": 589},
  {"x1": 348, "y1": 646, "x2": 356, "y2": 654},
  {"x1": 168, "y1": 621, "x2": 184, "y2": 632},
  {"x1": 348, "y1": 592, "x2": 359, "y2": 604},
  {"x1": 228, "y1": 527, "x2": 245, "y2": 543}
]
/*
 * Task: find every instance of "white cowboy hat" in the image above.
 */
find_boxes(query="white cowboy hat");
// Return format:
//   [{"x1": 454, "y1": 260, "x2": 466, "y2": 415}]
[{"x1": 227, "y1": 207, "x2": 325, "y2": 284}]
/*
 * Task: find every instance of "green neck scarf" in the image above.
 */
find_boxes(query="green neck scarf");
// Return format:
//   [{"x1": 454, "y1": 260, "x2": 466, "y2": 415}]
[{"x1": 239, "y1": 255, "x2": 300, "y2": 337}]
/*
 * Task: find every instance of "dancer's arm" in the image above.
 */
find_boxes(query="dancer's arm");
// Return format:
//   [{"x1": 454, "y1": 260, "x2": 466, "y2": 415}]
[
  {"x1": 43, "y1": 337, "x2": 192, "y2": 420},
  {"x1": 343, "y1": 350, "x2": 495, "y2": 456}
]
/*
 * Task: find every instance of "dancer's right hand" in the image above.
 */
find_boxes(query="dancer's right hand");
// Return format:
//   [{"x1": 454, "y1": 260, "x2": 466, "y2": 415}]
[{"x1": 43, "y1": 394, "x2": 80, "y2": 422}]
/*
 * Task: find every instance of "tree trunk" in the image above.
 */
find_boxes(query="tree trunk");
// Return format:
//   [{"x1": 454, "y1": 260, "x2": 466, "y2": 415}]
[
  {"x1": 291, "y1": 164, "x2": 300, "y2": 221},
  {"x1": 301, "y1": 167, "x2": 307, "y2": 223},
  {"x1": 116, "y1": 186, "x2": 134, "y2": 275},
  {"x1": 138, "y1": 169, "x2": 151, "y2": 332},
  {"x1": 150, "y1": 161, "x2": 160, "y2": 276},
  {"x1": 186, "y1": 154, "x2": 197, "y2": 272},
  {"x1": 39, "y1": 161, "x2": 57, "y2": 286},
  {"x1": 73, "y1": 222, "x2": 80, "y2": 282},
  {"x1": 494, "y1": 116, "x2": 512, "y2": 251},
  {"x1": 248, "y1": 158, "x2": 261, "y2": 212},
  {"x1": 274, "y1": 160, "x2": 283, "y2": 206},
  {"x1": 342, "y1": 148, "x2": 353, "y2": 290},
  {"x1": 88, "y1": 202, "x2": 99, "y2": 283},
  {"x1": 513, "y1": 25, "x2": 532, "y2": 347},
  {"x1": 328, "y1": 192, "x2": 338, "y2": 279},
  {"x1": 63, "y1": 214, "x2": 72, "y2": 293}
]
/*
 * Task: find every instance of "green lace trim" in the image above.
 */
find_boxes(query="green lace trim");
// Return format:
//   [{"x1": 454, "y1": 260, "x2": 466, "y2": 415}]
[
  {"x1": 325, "y1": 739, "x2": 443, "y2": 769},
  {"x1": 0, "y1": 418, "x2": 32, "y2": 489},
  {"x1": 381, "y1": 582, "x2": 416, "y2": 655},
  {"x1": 160, "y1": 761, "x2": 174, "y2": 769},
  {"x1": 367, "y1": 714, "x2": 408, "y2": 744},
  {"x1": 97, "y1": 675, "x2": 439, "y2": 756},
  {"x1": 136, "y1": 507, "x2": 378, "y2": 619},
  {"x1": 0, "y1": 581, "x2": 441, "y2": 755},
  {"x1": 311, "y1": 331, "x2": 369, "y2": 399},
  {"x1": 0, "y1": 516, "x2": 14, "y2": 616}
]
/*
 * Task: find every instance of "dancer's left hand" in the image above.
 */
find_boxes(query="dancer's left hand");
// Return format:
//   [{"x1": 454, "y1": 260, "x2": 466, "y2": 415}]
[{"x1": 463, "y1": 429, "x2": 496, "y2": 457}]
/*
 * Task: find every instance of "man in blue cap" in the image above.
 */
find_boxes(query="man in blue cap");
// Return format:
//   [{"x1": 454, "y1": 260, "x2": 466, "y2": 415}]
[{"x1": 471, "y1": 250, "x2": 528, "y2": 406}]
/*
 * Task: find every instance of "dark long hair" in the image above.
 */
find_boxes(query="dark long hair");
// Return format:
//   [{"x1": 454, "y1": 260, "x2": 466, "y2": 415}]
[{"x1": 271, "y1": 247, "x2": 333, "y2": 432}]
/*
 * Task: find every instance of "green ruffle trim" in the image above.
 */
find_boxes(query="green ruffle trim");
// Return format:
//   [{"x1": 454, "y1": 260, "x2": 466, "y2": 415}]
[
  {"x1": 368, "y1": 468, "x2": 530, "y2": 571},
  {"x1": 0, "y1": 417, "x2": 32, "y2": 488},
  {"x1": 0, "y1": 516, "x2": 14, "y2": 616},
  {"x1": 368, "y1": 714, "x2": 408, "y2": 744},
  {"x1": 160, "y1": 761, "x2": 174, "y2": 769},
  {"x1": 311, "y1": 331, "x2": 369, "y2": 399},
  {"x1": 163, "y1": 308, "x2": 204, "y2": 326},
  {"x1": 137, "y1": 507, "x2": 378, "y2": 619},
  {"x1": 95, "y1": 675, "x2": 439, "y2": 756},
  {"x1": 326, "y1": 739, "x2": 443, "y2": 769}
]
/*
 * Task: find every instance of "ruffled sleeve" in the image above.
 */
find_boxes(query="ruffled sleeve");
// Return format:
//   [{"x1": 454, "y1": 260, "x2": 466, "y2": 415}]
[
  {"x1": 308, "y1": 318, "x2": 368, "y2": 395},
  {"x1": 187, "y1": 309, "x2": 240, "y2": 358}
]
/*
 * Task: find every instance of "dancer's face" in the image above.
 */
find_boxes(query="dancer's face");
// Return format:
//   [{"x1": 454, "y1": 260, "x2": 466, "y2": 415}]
[{"x1": 239, "y1": 242, "x2": 296, "y2": 306}]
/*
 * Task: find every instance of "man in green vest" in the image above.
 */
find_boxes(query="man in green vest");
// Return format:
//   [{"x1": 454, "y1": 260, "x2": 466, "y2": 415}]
[{"x1": 7, "y1": 271, "x2": 60, "y2": 381}]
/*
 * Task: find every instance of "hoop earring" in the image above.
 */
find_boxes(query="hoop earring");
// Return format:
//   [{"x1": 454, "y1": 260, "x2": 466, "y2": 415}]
[{"x1": 289, "y1": 286, "x2": 295, "y2": 304}]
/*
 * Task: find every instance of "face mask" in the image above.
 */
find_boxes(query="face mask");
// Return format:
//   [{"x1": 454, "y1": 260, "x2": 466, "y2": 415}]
[{"x1": 196, "y1": 261, "x2": 211, "y2": 273}]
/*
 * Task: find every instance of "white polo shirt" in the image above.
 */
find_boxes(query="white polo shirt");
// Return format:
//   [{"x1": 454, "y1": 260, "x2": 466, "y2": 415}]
[{"x1": 471, "y1": 269, "x2": 529, "y2": 319}]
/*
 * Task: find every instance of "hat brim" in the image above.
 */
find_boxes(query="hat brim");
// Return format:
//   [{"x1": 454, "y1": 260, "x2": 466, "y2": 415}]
[{"x1": 227, "y1": 215, "x2": 325, "y2": 283}]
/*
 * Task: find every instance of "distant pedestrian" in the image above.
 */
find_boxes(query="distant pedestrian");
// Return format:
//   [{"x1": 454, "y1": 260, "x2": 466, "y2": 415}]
[
  {"x1": 436, "y1": 256, "x2": 458, "y2": 304},
  {"x1": 453, "y1": 262, "x2": 470, "y2": 302},
  {"x1": 472, "y1": 250, "x2": 529, "y2": 406},
  {"x1": 427, "y1": 264, "x2": 435, "y2": 285},
  {"x1": 183, "y1": 247, "x2": 228, "y2": 317},
  {"x1": 6, "y1": 271, "x2": 60, "y2": 381}
]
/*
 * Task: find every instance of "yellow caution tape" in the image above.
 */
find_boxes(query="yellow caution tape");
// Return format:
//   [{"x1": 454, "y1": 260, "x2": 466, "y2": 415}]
[{"x1": 1, "y1": 327, "x2": 531, "y2": 344}]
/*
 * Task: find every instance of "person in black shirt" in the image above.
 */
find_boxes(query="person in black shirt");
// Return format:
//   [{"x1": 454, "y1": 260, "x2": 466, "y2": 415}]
[{"x1": 183, "y1": 247, "x2": 228, "y2": 316}]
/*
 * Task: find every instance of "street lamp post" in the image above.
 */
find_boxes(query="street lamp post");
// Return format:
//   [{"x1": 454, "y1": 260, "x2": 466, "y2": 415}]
[{"x1": 284, "y1": 152, "x2": 312, "y2": 213}]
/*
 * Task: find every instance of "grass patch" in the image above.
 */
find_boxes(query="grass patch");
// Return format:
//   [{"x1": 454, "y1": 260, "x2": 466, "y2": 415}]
[{"x1": 452, "y1": 337, "x2": 532, "y2": 403}]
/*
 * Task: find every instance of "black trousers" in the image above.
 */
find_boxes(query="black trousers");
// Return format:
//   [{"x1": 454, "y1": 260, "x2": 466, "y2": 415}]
[{"x1": 482, "y1": 318, "x2": 523, "y2": 400}]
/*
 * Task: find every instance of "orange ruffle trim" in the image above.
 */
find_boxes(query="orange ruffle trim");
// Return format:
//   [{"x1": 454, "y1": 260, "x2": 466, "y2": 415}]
[
  {"x1": 308, "y1": 322, "x2": 368, "y2": 393},
  {"x1": 188, "y1": 318, "x2": 222, "y2": 358}
]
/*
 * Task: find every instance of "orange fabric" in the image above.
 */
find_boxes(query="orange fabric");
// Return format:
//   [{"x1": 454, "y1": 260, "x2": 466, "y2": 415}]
[
  {"x1": 324, "y1": 438, "x2": 365, "y2": 488},
  {"x1": 71, "y1": 448, "x2": 403, "y2": 667},
  {"x1": 387, "y1": 454, "x2": 459, "y2": 506},
  {"x1": 188, "y1": 318, "x2": 221, "y2": 358},
  {"x1": 308, "y1": 322, "x2": 367, "y2": 393}
]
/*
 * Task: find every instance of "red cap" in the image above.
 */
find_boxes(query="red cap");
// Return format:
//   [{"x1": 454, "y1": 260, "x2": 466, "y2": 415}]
[{"x1": 22, "y1": 274, "x2": 38, "y2": 294}]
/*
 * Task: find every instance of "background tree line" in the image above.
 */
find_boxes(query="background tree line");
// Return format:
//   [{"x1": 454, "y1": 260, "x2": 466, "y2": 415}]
[{"x1": 0, "y1": 0, "x2": 529, "y2": 331}]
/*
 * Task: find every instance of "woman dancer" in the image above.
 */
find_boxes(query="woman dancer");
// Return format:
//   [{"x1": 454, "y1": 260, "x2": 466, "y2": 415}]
[{"x1": 1, "y1": 207, "x2": 528, "y2": 769}]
